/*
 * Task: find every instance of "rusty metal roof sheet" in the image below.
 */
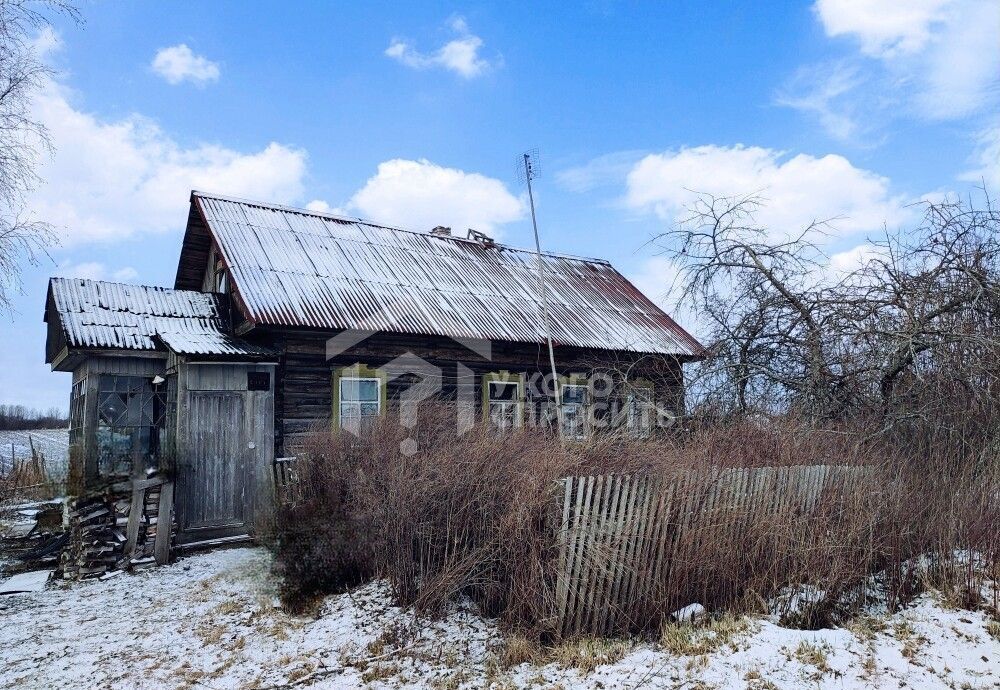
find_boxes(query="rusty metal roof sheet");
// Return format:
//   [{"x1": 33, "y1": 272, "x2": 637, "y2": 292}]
[
  {"x1": 46, "y1": 277, "x2": 270, "y2": 358},
  {"x1": 192, "y1": 192, "x2": 704, "y2": 357}
]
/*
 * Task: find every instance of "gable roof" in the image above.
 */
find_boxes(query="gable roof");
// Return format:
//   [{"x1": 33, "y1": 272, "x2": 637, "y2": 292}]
[
  {"x1": 176, "y1": 191, "x2": 704, "y2": 357},
  {"x1": 45, "y1": 277, "x2": 273, "y2": 367}
]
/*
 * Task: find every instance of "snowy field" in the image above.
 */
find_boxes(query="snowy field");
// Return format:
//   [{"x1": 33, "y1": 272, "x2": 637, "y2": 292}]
[
  {"x1": 0, "y1": 428, "x2": 70, "y2": 479},
  {"x1": 0, "y1": 547, "x2": 997, "y2": 689}
]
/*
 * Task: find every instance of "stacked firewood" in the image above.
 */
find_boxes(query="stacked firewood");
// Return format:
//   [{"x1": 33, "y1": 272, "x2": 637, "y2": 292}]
[{"x1": 59, "y1": 494, "x2": 128, "y2": 579}]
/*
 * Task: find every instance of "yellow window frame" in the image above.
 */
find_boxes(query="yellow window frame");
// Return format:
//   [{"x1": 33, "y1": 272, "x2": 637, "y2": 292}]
[{"x1": 332, "y1": 363, "x2": 388, "y2": 432}]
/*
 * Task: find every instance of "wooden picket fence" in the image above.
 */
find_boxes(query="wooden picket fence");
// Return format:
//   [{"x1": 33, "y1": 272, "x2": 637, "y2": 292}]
[{"x1": 552, "y1": 465, "x2": 868, "y2": 637}]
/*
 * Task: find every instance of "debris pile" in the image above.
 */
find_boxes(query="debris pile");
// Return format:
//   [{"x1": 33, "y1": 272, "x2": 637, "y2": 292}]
[{"x1": 0, "y1": 501, "x2": 65, "y2": 573}]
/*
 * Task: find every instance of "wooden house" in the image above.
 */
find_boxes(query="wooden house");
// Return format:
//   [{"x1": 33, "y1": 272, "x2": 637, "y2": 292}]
[{"x1": 45, "y1": 191, "x2": 703, "y2": 548}]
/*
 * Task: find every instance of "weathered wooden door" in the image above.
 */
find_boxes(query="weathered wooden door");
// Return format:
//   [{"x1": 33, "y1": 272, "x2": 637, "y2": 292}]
[{"x1": 177, "y1": 392, "x2": 252, "y2": 541}]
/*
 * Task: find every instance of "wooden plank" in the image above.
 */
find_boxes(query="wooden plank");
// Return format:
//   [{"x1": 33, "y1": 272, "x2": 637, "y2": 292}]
[
  {"x1": 153, "y1": 481, "x2": 174, "y2": 565},
  {"x1": 592, "y1": 474, "x2": 626, "y2": 635},
  {"x1": 648, "y1": 474, "x2": 677, "y2": 609},
  {"x1": 608, "y1": 475, "x2": 638, "y2": 636},
  {"x1": 130, "y1": 476, "x2": 167, "y2": 491},
  {"x1": 123, "y1": 485, "x2": 145, "y2": 560},
  {"x1": 616, "y1": 474, "x2": 654, "y2": 633},
  {"x1": 570, "y1": 474, "x2": 606, "y2": 636},
  {"x1": 560, "y1": 474, "x2": 591, "y2": 637},
  {"x1": 554, "y1": 477, "x2": 574, "y2": 626},
  {"x1": 582, "y1": 474, "x2": 616, "y2": 634}
]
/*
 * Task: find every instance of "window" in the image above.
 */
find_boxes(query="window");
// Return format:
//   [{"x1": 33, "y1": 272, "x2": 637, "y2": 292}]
[
  {"x1": 95, "y1": 375, "x2": 167, "y2": 478},
  {"x1": 561, "y1": 384, "x2": 590, "y2": 440},
  {"x1": 69, "y1": 378, "x2": 87, "y2": 446},
  {"x1": 626, "y1": 386, "x2": 655, "y2": 438},
  {"x1": 339, "y1": 377, "x2": 381, "y2": 432},
  {"x1": 487, "y1": 379, "x2": 522, "y2": 432},
  {"x1": 213, "y1": 256, "x2": 229, "y2": 294}
]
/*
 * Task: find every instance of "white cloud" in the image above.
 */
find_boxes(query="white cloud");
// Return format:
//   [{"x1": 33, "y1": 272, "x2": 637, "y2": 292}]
[
  {"x1": 151, "y1": 44, "x2": 220, "y2": 86},
  {"x1": 829, "y1": 242, "x2": 886, "y2": 274},
  {"x1": 960, "y1": 126, "x2": 1000, "y2": 192},
  {"x1": 814, "y1": 0, "x2": 953, "y2": 57},
  {"x1": 28, "y1": 64, "x2": 308, "y2": 245},
  {"x1": 556, "y1": 150, "x2": 647, "y2": 193},
  {"x1": 385, "y1": 16, "x2": 498, "y2": 78},
  {"x1": 775, "y1": 62, "x2": 868, "y2": 142},
  {"x1": 624, "y1": 145, "x2": 910, "y2": 238},
  {"x1": 809, "y1": 0, "x2": 1000, "y2": 121},
  {"x1": 55, "y1": 261, "x2": 138, "y2": 282},
  {"x1": 346, "y1": 159, "x2": 524, "y2": 236},
  {"x1": 913, "y1": 0, "x2": 1000, "y2": 119},
  {"x1": 305, "y1": 200, "x2": 334, "y2": 213}
]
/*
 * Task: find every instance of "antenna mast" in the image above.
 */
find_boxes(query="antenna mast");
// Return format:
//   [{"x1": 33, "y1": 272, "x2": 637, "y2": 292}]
[{"x1": 520, "y1": 151, "x2": 563, "y2": 439}]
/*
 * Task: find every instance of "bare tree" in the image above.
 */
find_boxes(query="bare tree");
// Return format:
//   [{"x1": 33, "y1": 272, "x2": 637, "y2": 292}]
[
  {"x1": 845, "y1": 193, "x2": 1000, "y2": 418},
  {"x1": 655, "y1": 192, "x2": 851, "y2": 418},
  {"x1": 0, "y1": 0, "x2": 78, "y2": 313},
  {"x1": 656, "y1": 189, "x2": 1000, "y2": 424}
]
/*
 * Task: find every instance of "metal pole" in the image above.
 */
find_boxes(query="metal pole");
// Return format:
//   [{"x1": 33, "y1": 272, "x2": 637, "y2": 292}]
[{"x1": 524, "y1": 153, "x2": 564, "y2": 439}]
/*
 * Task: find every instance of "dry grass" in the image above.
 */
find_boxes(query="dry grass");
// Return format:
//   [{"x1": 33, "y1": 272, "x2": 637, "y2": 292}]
[
  {"x1": 793, "y1": 640, "x2": 831, "y2": 673},
  {"x1": 546, "y1": 637, "x2": 633, "y2": 674},
  {"x1": 271, "y1": 402, "x2": 1000, "y2": 638},
  {"x1": 660, "y1": 615, "x2": 750, "y2": 656},
  {"x1": 499, "y1": 635, "x2": 541, "y2": 668}
]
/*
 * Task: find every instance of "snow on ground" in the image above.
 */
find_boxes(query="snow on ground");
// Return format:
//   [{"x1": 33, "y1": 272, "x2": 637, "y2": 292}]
[
  {"x1": 0, "y1": 428, "x2": 69, "y2": 479},
  {"x1": 0, "y1": 547, "x2": 997, "y2": 689}
]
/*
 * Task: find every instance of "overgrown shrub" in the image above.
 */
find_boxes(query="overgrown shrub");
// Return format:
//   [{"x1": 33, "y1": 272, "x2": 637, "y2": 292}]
[{"x1": 271, "y1": 404, "x2": 1000, "y2": 634}]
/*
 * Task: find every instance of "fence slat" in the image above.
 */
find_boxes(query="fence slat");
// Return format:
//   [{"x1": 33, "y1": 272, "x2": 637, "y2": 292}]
[
  {"x1": 553, "y1": 465, "x2": 866, "y2": 637},
  {"x1": 554, "y1": 476, "x2": 574, "y2": 626}
]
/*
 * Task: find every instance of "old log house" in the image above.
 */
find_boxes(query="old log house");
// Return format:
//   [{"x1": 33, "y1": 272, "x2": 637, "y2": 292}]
[{"x1": 44, "y1": 191, "x2": 703, "y2": 551}]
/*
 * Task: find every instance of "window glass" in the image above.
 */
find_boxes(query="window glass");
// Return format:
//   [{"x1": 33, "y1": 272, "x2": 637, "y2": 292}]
[
  {"x1": 627, "y1": 387, "x2": 654, "y2": 438},
  {"x1": 339, "y1": 376, "x2": 381, "y2": 431},
  {"x1": 95, "y1": 375, "x2": 166, "y2": 478},
  {"x1": 69, "y1": 379, "x2": 87, "y2": 446},
  {"x1": 489, "y1": 381, "x2": 518, "y2": 402},
  {"x1": 562, "y1": 385, "x2": 589, "y2": 405},
  {"x1": 341, "y1": 378, "x2": 380, "y2": 403},
  {"x1": 561, "y1": 384, "x2": 589, "y2": 440},
  {"x1": 487, "y1": 379, "x2": 521, "y2": 432}
]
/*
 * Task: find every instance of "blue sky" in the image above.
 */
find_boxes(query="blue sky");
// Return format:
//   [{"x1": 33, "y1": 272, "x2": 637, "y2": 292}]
[{"x1": 1, "y1": 0, "x2": 997, "y2": 410}]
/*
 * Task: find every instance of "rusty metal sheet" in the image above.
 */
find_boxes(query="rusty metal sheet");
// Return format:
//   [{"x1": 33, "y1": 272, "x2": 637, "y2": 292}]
[
  {"x1": 47, "y1": 277, "x2": 267, "y2": 357},
  {"x1": 195, "y1": 192, "x2": 704, "y2": 356}
]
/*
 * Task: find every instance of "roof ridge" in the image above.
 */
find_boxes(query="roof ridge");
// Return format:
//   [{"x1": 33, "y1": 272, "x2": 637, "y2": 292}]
[{"x1": 191, "y1": 189, "x2": 612, "y2": 266}]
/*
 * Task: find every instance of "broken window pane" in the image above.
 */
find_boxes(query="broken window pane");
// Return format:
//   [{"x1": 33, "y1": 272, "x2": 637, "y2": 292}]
[{"x1": 95, "y1": 374, "x2": 167, "y2": 479}]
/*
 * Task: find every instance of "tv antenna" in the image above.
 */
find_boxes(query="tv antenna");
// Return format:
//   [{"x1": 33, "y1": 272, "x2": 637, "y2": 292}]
[{"x1": 517, "y1": 149, "x2": 563, "y2": 438}]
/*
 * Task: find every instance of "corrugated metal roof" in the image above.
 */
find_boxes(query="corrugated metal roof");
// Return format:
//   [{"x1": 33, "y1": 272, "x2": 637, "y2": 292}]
[
  {"x1": 47, "y1": 277, "x2": 269, "y2": 358},
  {"x1": 193, "y1": 192, "x2": 705, "y2": 357},
  {"x1": 156, "y1": 331, "x2": 274, "y2": 358}
]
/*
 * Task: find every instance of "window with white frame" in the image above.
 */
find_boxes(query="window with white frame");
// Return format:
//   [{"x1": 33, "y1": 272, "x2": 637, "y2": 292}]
[
  {"x1": 487, "y1": 379, "x2": 522, "y2": 432},
  {"x1": 626, "y1": 386, "x2": 655, "y2": 438},
  {"x1": 560, "y1": 383, "x2": 589, "y2": 440},
  {"x1": 339, "y1": 377, "x2": 381, "y2": 432}
]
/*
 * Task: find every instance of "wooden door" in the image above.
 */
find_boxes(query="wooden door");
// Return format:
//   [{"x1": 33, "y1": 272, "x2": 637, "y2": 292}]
[{"x1": 177, "y1": 392, "x2": 252, "y2": 541}]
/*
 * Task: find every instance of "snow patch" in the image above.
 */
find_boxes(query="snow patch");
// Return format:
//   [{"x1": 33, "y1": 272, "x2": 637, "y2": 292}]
[{"x1": 0, "y1": 547, "x2": 996, "y2": 688}]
